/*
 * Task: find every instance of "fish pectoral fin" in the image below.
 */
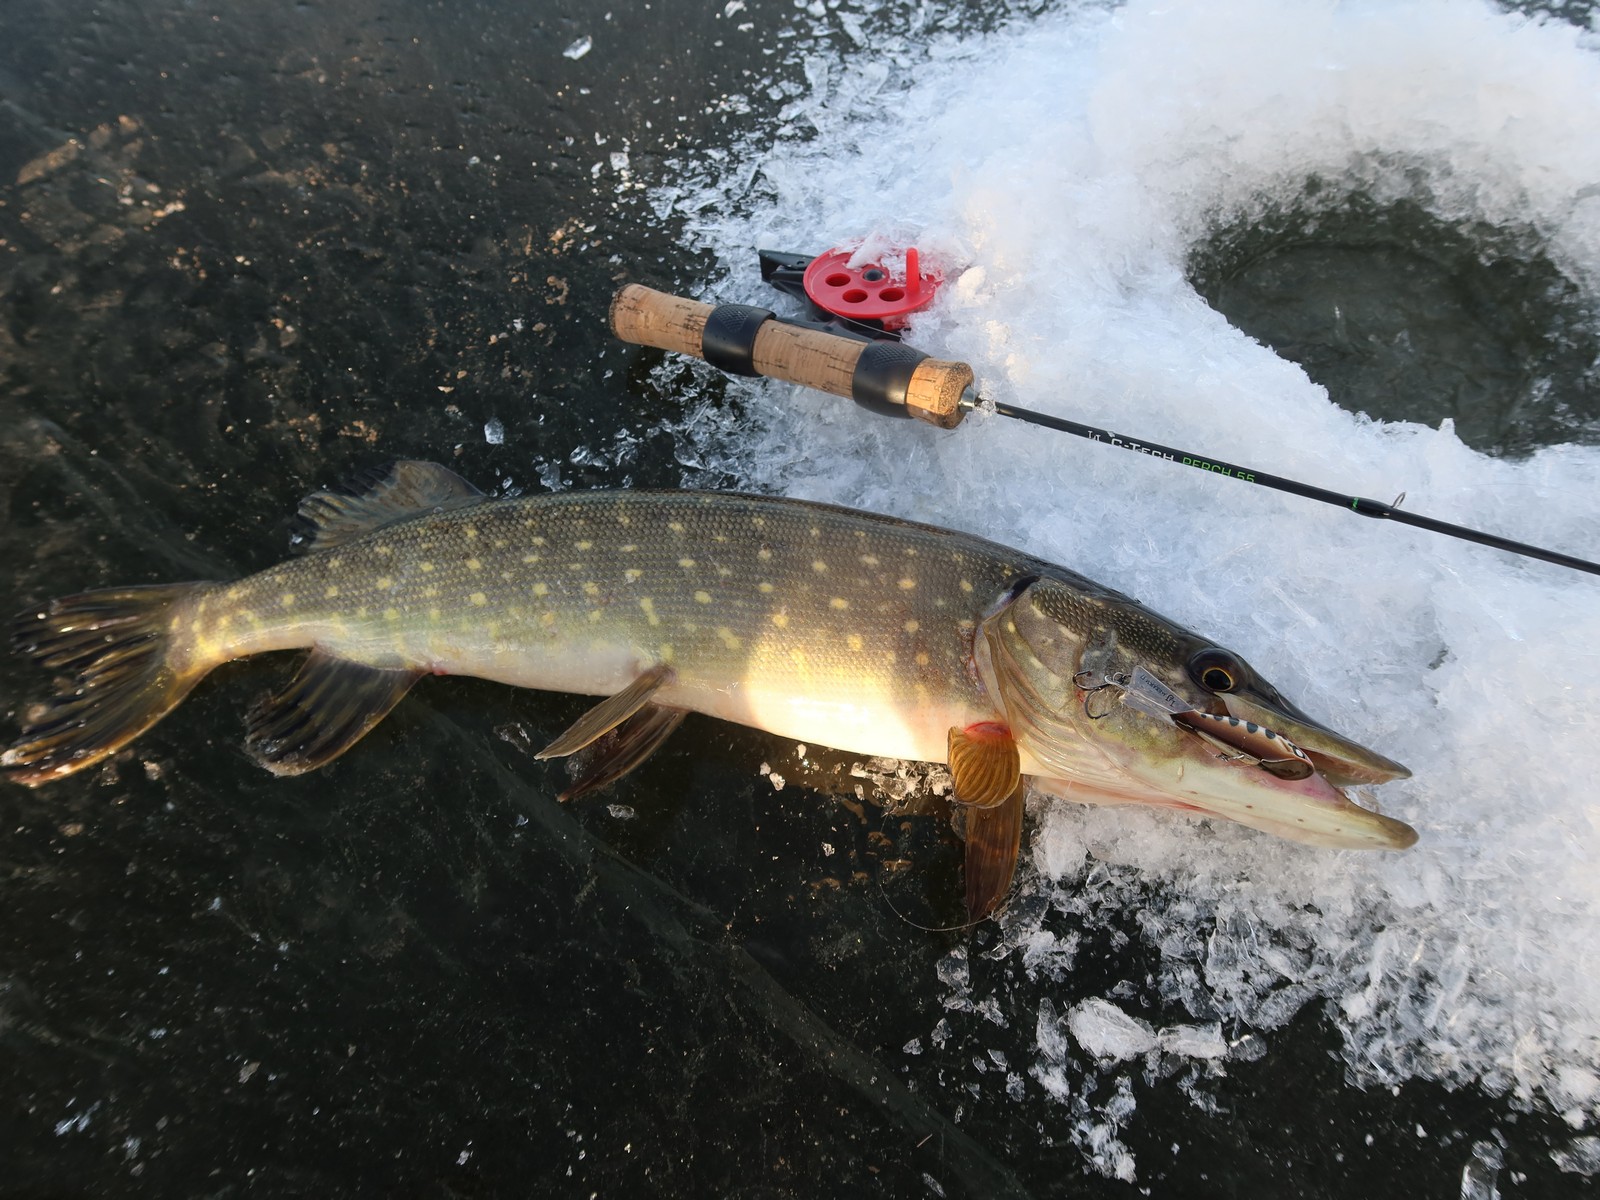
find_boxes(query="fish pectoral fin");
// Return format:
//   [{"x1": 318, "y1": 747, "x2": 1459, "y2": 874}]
[
  {"x1": 558, "y1": 703, "x2": 687, "y2": 802},
  {"x1": 288, "y1": 460, "x2": 486, "y2": 555},
  {"x1": 535, "y1": 665, "x2": 676, "y2": 760},
  {"x1": 245, "y1": 651, "x2": 423, "y2": 775},
  {"x1": 947, "y1": 722, "x2": 1021, "y2": 809},
  {"x1": 963, "y1": 781, "x2": 1025, "y2": 923}
]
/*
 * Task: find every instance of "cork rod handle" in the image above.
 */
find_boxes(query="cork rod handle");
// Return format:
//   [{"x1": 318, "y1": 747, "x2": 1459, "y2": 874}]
[{"x1": 609, "y1": 283, "x2": 972, "y2": 428}]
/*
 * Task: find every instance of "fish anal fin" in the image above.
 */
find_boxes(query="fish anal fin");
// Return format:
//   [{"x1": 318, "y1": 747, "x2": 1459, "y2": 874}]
[
  {"x1": 289, "y1": 460, "x2": 485, "y2": 555},
  {"x1": 245, "y1": 651, "x2": 422, "y2": 775},
  {"x1": 964, "y1": 782, "x2": 1025, "y2": 923},
  {"x1": 536, "y1": 665, "x2": 675, "y2": 760},
  {"x1": 558, "y1": 703, "x2": 687, "y2": 802},
  {"x1": 947, "y1": 721, "x2": 1021, "y2": 809}
]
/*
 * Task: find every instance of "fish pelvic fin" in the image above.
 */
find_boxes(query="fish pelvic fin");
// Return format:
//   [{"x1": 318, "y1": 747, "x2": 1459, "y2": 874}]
[
  {"x1": 3, "y1": 584, "x2": 216, "y2": 787},
  {"x1": 245, "y1": 651, "x2": 423, "y2": 775},
  {"x1": 288, "y1": 460, "x2": 485, "y2": 555},
  {"x1": 535, "y1": 665, "x2": 675, "y2": 760},
  {"x1": 963, "y1": 781, "x2": 1025, "y2": 923},
  {"x1": 558, "y1": 703, "x2": 687, "y2": 802}
]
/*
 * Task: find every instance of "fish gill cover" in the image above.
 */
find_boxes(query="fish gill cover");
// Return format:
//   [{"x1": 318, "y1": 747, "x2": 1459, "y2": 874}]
[{"x1": 652, "y1": 0, "x2": 1600, "y2": 1180}]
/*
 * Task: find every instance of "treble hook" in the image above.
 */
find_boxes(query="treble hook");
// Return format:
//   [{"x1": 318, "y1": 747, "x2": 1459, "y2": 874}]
[{"x1": 1075, "y1": 669, "x2": 1126, "y2": 720}]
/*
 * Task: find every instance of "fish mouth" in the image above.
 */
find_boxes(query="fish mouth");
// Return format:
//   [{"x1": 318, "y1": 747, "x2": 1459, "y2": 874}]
[
  {"x1": 1221, "y1": 691, "x2": 1412, "y2": 788},
  {"x1": 979, "y1": 578, "x2": 1418, "y2": 851}
]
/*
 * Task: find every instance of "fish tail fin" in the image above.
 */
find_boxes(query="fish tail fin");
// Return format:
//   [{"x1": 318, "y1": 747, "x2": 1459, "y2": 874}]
[{"x1": 3, "y1": 584, "x2": 216, "y2": 787}]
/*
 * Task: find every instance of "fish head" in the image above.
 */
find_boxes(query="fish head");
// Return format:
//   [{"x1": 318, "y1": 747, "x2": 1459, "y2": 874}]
[{"x1": 975, "y1": 573, "x2": 1416, "y2": 850}]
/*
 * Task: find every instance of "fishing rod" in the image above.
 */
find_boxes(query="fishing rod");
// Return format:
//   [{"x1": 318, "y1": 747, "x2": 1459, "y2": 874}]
[{"x1": 609, "y1": 262, "x2": 1600, "y2": 579}]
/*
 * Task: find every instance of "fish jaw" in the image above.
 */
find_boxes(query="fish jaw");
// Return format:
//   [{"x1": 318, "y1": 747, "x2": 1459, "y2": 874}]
[{"x1": 980, "y1": 574, "x2": 1418, "y2": 850}]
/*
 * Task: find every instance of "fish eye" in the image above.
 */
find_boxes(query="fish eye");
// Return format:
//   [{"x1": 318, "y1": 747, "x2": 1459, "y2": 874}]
[{"x1": 1188, "y1": 648, "x2": 1243, "y2": 693}]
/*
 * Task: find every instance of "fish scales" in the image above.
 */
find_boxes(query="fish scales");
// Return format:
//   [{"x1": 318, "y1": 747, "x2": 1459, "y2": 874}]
[{"x1": 181, "y1": 491, "x2": 1038, "y2": 764}]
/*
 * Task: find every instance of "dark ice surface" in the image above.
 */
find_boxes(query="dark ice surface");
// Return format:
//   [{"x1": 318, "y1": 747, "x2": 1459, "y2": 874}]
[{"x1": 0, "y1": 2, "x2": 1590, "y2": 1196}]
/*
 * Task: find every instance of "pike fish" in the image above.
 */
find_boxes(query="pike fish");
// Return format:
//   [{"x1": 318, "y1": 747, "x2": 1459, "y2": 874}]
[{"x1": 3, "y1": 461, "x2": 1416, "y2": 918}]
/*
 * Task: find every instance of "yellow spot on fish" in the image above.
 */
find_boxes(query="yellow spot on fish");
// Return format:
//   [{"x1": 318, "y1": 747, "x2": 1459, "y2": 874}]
[
  {"x1": 860, "y1": 554, "x2": 880, "y2": 567},
  {"x1": 617, "y1": 511, "x2": 632, "y2": 527},
  {"x1": 375, "y1": 577, "x2": 392, "y2": 591},
  {"x1": 959, "y1": 579, "x2": 974, "y2": 593},
  {"x1": 355, "y1": 606, "x2": 369, "y2": 619},
  {"x1": 694, "y1": 590, "x2": 712, "y2": 604},
  {"x1": 280, "y1": 593, "x2": 296, "y2": 608},
  {"x1": 422, "y1": 585, "x2": 439, "y2": 599},
  {"x1": 532, "y1": 582, "x2": 550, "y2": 597},
  {"x1": 520, "y1": 554, "x2": 540, "y2": 565},
  {"x1": 639, "y1": 597, "x2": 659, "y2": 626},
  {"x1": 621, "y1": 544, "x2": 637, "y2": 553},
  {"x1": 717, "y1": 566, "x2": 732, "y2": 578},
  {"x1": 713, "y1": 533, "x2": 728, "y2": 543},
  {"x1": 659, "y1": 643, "x2": 675, "y2": 663},
  {"x1": 916, "y1": 652, "x2": 930, "y2": 666},
  {"x1": 679, "y1": 557, "x2": 696, "y2": 568},
  {"x1": 420, "y1": 561, "x2": 435, "y2": 573},
  {"x1": 809, "y1": 526, "x2": 820, "y2": 538},
  {"x1": 576, "y1": 540, "x2": 592, "y2": 551},
  {"x1": 470, "y1": 592, "x2": 488, "y2": 607},
  {"x1": 757, "y1": 581, "x2": 774, "y2": 594},
  {"x1": 717, "y1": 627, "x2": 742, "y2": 650},
  {"x1": 752, "y1": 516, "x2": 765, "y2": 529},
  {"x1": 465, "y1": 527, "x2": 479, "y2": 540},
  {"x1": 429, "y1": 607, "x2": 441, "y2": 622},
  {"x1": 589, "y1": 609, "x2": 603, "y2": 623},
  {"x1": 771, "y1": 612, "x2": 790, "y2": 629},
  {"x1": 466, "y1": 558, "x2": 482, "y2": 572},
  {"x1": 500, "y1": 571, "x2": 513, "y2": 583},
  {"x1": 758, "y1": 548, "x2": 773, "y2": 562},
  {"x1": 385, "y1": 607, "x2": 401, "y2": 622},
  {"x1": 226, "y1": 586, "x2": 243, "y2": 601},
  {"x1": 904, "y1": 619, "x2": 919, "y2": 633},
  {"x1": 583, "y1": 581, "x2": 601, "y2": 598},
  {"x1": 904, "y1": 548, "x2": 918, "y2": 556},
  {"x1": 328, "y1": 558, "x2": 343, "y2": 570},
  {"x1": 830, "y1": 597, "x2": 849, "y2": 610},
  {"x1": 847, "y1": 633, "x2": 863, "y2": 652},
  {"x1": 374, "y1": 545, "x2": 393, "y2": 558},
  {"x1": 532, "y1": 536, "x2": 547, "y2": 547},
  {"x1": 899, "y1": 578, "x2": 917, "y2": 590},
  {"x1": 624, "y1": 569, "x2": 643, "y2": 583},
  {"x1": 811, "y1": 560, "x2": 828, "y2": 574},
  {"x1": 958, "y1": 618, "x2": 975, "y2": 631},
  {"x1": 789, "y1": 647, "x2": 807, "y2": 669},
  {"x1": 884, "y1": 651, "x2": 897, "y2": 665},
  {"x1": 541, "y1": 611, "x2": 557, "y2": 628},
  {"x1": 493, "y1": 538, "x2": 507, "y2": 550},
  {"x1": 668, "y1": 521, "x2": 685, "y2": 534}
]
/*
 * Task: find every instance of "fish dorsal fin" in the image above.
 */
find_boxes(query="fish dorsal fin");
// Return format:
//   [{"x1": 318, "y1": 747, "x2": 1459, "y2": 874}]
[{"x1": 289, "y1": 460, "x2": 486, "y2": 554}]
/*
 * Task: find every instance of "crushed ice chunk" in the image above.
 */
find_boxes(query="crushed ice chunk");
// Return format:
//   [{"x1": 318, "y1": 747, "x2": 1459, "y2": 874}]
[
  {"x1": 1068, "y1": 998, "x2": 1158, "y2": 1062},
  {"x1": 1460, "y1": 1139, "x2": 1504, "y2": 1200},
  {"x1": 1552, "y1": 1136, "x2": 1600, "y2": 1176},
  {"x1": 562, "y1": 36, "x2": 592, "y2": 60},
  {"x1": 483, "y1": 417, "x2": 504, "y2": 445},
  {"x1": 1157, "y1": 1022, "x2": 1228, "y2": 1061}
]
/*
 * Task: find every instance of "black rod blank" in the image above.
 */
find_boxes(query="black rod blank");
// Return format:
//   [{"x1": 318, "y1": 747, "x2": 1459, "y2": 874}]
[{"x1": 978, "y1": 397, "x2": 1600, "y2": 578}]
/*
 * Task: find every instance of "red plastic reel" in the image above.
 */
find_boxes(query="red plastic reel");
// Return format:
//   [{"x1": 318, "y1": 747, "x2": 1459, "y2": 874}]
[{"x1": 801, "y1": 246, "x2": 941, "y2": 330}]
